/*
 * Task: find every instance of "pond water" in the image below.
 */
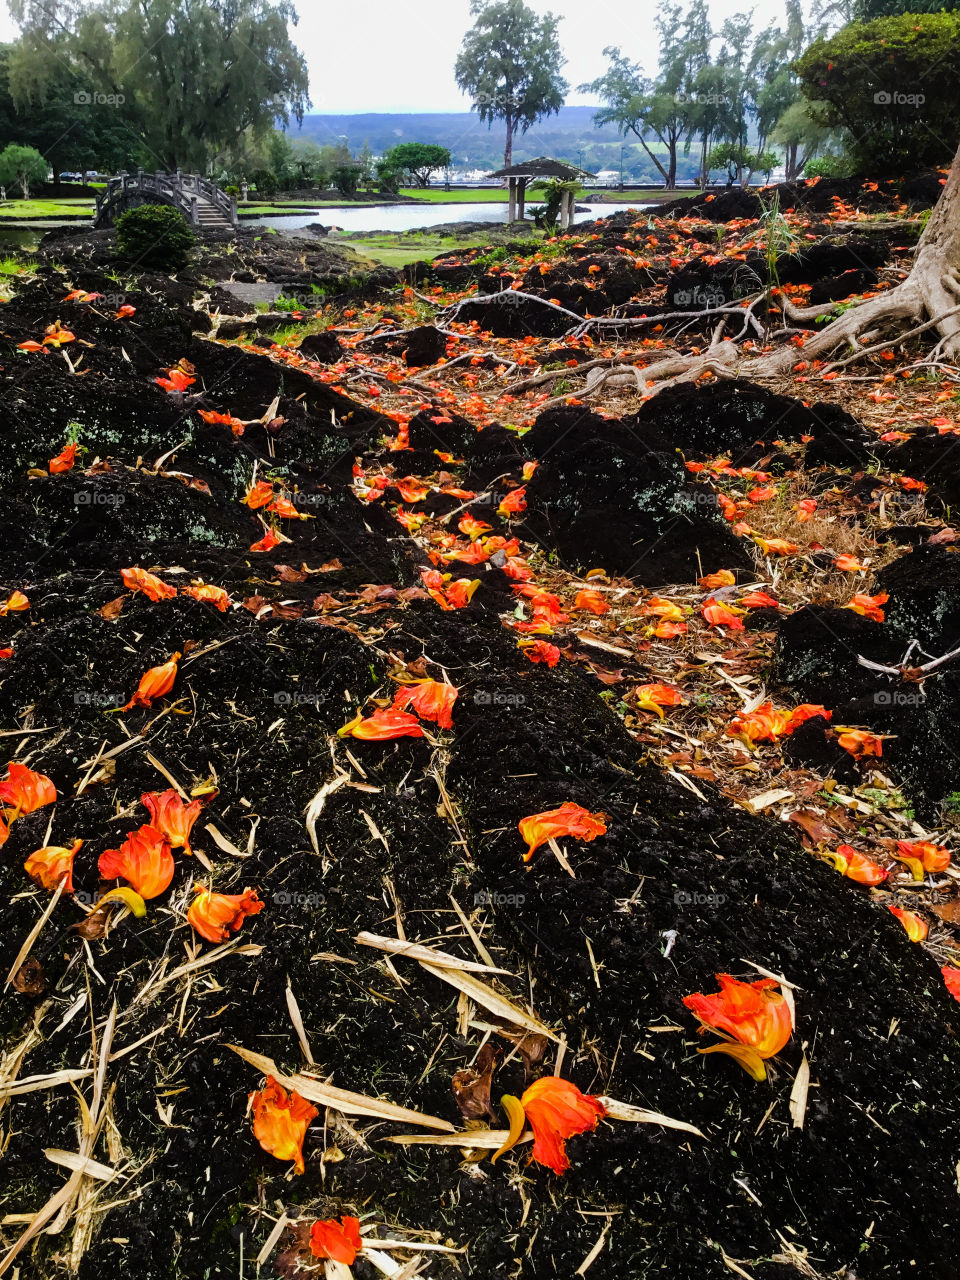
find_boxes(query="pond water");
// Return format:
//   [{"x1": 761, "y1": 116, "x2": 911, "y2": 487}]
[
  {"x1": 252, "y1": 201, "x2": 651, "y2": 235},
  {"x1": 0, "y1": 200, "x2": 654, "y2": 254}
]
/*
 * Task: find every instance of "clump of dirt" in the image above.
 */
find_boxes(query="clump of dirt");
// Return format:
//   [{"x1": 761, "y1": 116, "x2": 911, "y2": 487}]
[{"x1": 518, "y1": 406, "x2": 751, "y2": 581}]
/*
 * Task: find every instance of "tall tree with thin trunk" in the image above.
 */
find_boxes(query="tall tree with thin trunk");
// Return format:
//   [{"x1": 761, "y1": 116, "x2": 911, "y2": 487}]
[{"x1": 455, "y1": 0, "x2": 568, "y2": 169}]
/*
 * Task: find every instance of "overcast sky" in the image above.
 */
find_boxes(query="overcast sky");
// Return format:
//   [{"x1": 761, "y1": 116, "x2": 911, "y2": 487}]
[{"x1": 0, "y1": 0, "x2": 792, "y2": 115}]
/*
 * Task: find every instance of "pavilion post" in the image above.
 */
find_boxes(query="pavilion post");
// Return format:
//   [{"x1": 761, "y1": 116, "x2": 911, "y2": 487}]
[
  {"x1": 508, "y1": 176, "x2": 517, "y2": 223},
  {"x1": 517, "y1": 177, "x2": 526, "y2": 221}
]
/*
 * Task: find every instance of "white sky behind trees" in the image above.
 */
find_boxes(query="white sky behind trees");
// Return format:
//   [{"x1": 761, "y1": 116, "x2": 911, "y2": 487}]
[{"x1": 1, "y1": 0, "x2": 792, "y2": 114}]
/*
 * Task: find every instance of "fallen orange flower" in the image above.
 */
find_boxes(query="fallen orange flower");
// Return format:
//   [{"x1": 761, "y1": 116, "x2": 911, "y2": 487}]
[
  {"x1": 121, "y1": 567, "x2": 177, "y2": 601},
  {"x1": 699, "y1": 570, "x2": 736, "y2": 590},
  {"x1": 517, "y1": 1077, "x2": 607, "y2": 1175},
  {"x1": 115, "y1": 304, "x2": 136, "y2": 319},
  {"x1": 834, "y1": 554, "x2": 867, "y2": 572},
  {"x1": 795, "y1": 498, "x2": 817, "y2": 522},
  {"x1": 846, "y1": 592, "x2": 888, "y2": 623},
  {"x1": 727, "y1": 703, "x2": 790, "y2": 747},
  {"x1": 0, "y1": 590, "x2": 29, "y2": 615},
  {"x1": 99, "y1": 824, "x2": 174, "y2": 899},
  {"x1": 837, "y1": 729, "x2": 883, "y2": 759},
  {"x1": 244, "y1": 481, "x2": 274, "y2": 510},
  {"x1": 889, "y1": 905, "x2": 928, "y2": 941},
  {"x1": 642, "y1": 596, "x2": 685, "y2": 622},
  {"x1": 0, "y1": 762, "x2": 57, "y2": 820},
  {"x1": 634, "y1": 683, "x2": 684, "y2": 719},
  {"x1": 445, "y1": 578, "x2": 481, "y2": 608},
  {"x1": 683, "y1": 973, "x2": 792, "y2": 1081},
  {"x1": 182, "y1": 582, "x2": 230, "y2": 611},
  {"x1": 702, "y1": 599, "x2": 744, "y2": 630},
  {"x1": 520, "y1": 639, "x2": 560, "y2": 667},
  {"x1": 198, "y1": 409, "x2": 246, "y2": 435},
  {"x1": 188, "y1": 886, "x2": 264, "y2": 943},
  {"x1": 519, "y1": 802, "x2": 607, "y2": 863},
  {"x1": 392, "y1": 679, "x2": 458, "y2": 729},
  {"x1": 753, "y1": 537, "x2": 798, "y2": 556},
  {"x1": 42, "y1": 323, "x2": 75, "y2": 347},
  {"x1": 17, "y1": 339, "x2": 46, "y2": 353},
  {"x1": 830, "y1": 844, "x2": 889, "y2": 886},
  {"x1": 142, "y1": 789, "x2": 205, "y2": 854},
  {"x1": 250, "y1": 1076, "x2": 318, "y2": 1175},
  {"x1": 653, "y1": 620, "x2": 687, "y2": 639},
  {"x1": 310, "y1": 1216, "x2": 362, "y2": 1264},
  {"x1": 573, "y1": 588, "x2": 609, "y2": 615},
  {"x1": 24, "y1": 839, "x2": 82, "y2": 893},
  {"x1": 498, "y1": 486, "x2": 527, "y2": 516},
  {"x1": 121, "y1": 651, "x2": 180, "y2": 711},
  {"x1": 941, "y1": 967, "x2": 960, "y2": 1003},
  {"x1": 459, "y1": 513, "x2": 493, "y2": 541},
  {"x1": 338, "y1": 708, "x2": 424, "y2": 740},
  {"x1": 892, "y1": 840, "x2": 951, "y2": 881},
  {"x1": 49, "y1": 442, "x2": 77, "y2": 473},
  {"x1": 395, "y1": 476, "x2": 430, "y2": 504},
  {"x1": 738, "y1": 590, "x2": 780, "y2": 610},
  {"x1": 783, "y1": 703, "x2": 831, "y2": 733},
  {"x1": 250, "y1": 529, "x2": 284, "y2": 553},
  {"x1": 156, "y1": 367, "x2": 195, "y2": 393}
]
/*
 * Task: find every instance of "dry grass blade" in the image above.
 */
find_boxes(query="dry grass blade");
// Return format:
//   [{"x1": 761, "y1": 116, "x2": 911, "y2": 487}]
[
  {"x1": 386, "y1": 1127, "x2": 532, "y2": 1148},
  {"x1": 5, "y1": 881, "x2": 65, "y2": 987},
  {"x1": 228, "y1": 1045, "x2": 455, "y2": 1131},
  {"x1": 304, "y1": 772, "x2": 351, "y2": 854},
  {"x1": 0, "y1": 1068, "x2": 93, "y2": 1099},
  {"x1": 203, "y1": 822, "x2": 247, "y2": 857},
  {"x1": 285, "y1": 981, "x2": 314, "y2": 1064},
  {"x1": 356, "y1": 931, "x2": 513, "y2": 976},
  {"x1": 256, "y1": 1213, "x2": 289, "y2": 1266},
  {"x1": 599, "y1": 1096, "x2": 706, "y2": 1139},
  {"x1": 418, "y1": 962, "x2": 560, "y2": 1042},
  {"x1": 576, "y1": 1229, "x2": 608, "y2": 1275},
  {"x1": 789, "y1": 1055, "x2": 811, "y2": 1130},
  {"x1": 43, "y1": 1150, "x2": 117, "y2": 1181}
]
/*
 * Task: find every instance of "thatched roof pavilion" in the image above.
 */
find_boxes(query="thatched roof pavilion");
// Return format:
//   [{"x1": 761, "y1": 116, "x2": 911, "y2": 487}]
[{"x1": 486, "y1": 156, "x2": 597, "y2": 226}]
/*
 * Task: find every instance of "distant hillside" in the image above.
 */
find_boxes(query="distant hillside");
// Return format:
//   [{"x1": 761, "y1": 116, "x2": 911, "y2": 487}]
[{"x1": 293, "y1": 106, "x2": 681, "y2": 179}]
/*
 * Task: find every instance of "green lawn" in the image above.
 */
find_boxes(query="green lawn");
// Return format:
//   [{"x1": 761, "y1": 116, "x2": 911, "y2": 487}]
[
  {"x1": 0, "y1": 198, "x2": 94, "y2": 219},
  {"x1": 343, "y1": 227, "x2": 543, "y2": 268}
]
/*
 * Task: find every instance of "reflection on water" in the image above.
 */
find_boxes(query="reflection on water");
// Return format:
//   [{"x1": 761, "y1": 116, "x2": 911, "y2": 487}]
[{"x1": 252, "y1": 201, "x2": 650, "y2": 235}]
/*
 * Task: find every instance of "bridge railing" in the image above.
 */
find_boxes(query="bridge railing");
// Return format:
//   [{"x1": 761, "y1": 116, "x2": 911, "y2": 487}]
[{"x1": 94, "y1": 170, "x2": 237, "y2": 227}]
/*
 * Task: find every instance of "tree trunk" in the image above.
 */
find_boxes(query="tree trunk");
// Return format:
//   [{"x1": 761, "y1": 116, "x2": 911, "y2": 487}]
[
  {"x1": 632, "y1": 127, "x2": 669, "y2": 186},
  {"x1": 910, "y1": 144, "x2": 960, "y2": 352},
  {"x1": 504, "y1": 112, "x2": 513, "y2": 169}
]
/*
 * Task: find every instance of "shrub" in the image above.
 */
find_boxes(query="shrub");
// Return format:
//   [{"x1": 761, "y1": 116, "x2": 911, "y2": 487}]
[
  {"x1": 803, "y1": 155, "x2": 855, "y2": 180},
  {"x1": 794, "y1": 12, "x2": 960, "y2": 174},
  {"x1": 115, "y1": 203, "x2": 196, "y2": 271}
]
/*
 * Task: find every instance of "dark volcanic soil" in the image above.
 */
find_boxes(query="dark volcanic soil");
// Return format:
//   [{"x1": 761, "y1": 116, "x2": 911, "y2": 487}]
[{"x1": 1, "y1": 234, "x2": 960, "y2": 1280}]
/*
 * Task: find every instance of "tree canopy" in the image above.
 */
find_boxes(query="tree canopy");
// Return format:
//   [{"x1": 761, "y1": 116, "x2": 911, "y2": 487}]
[
  {"x1": 794, "y1": 11, "x2": 960, "y2": 174},
  {"x1": 385, "y1": 143, "x2": 451, "y2": 187},
  {"x1": 0, "y1": 141, "x2": 47, "y2": 197},
  {"x1": 6, "y1": 0, "x2": 310, "y2": 171},
  {"x1": 455, "y1": 0, "x2": 568, "y2": 167}
]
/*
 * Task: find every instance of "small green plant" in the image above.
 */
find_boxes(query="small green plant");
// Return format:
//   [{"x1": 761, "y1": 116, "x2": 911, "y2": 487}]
[{"x1": 115, "y1": 204, "x2": 196, "y2": 271}]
